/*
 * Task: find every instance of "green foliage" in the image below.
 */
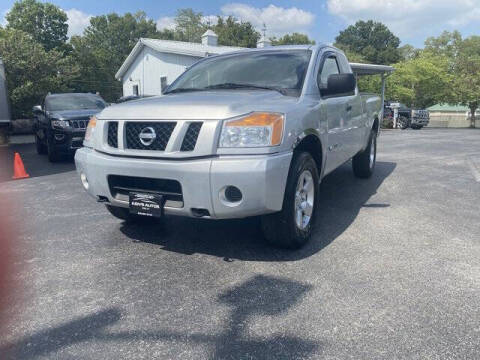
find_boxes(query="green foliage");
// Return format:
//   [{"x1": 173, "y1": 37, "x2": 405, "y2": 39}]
[
  {"x1": 335, "y1": 20, "x2": 401, "y2": 64},
  {"x1": 70, "y1": 11, "x2": 159, "y2": 101},
  {"x1": 6, "y1": 0, "x2": 68, "y2": 51},
  {"x1": 213, "y1": 16, "x2": 259, "y2": 48},
  {"x1": 0, "y1": 29, "x2": 78, "y2": 118},
  {"x1": 270, "y1": 33, "x2": 315, "y2": 45},
  {"x1": 173, "y1": 9, "x2": 207, "y2": 43},
  {"x1": 386, "y1": 53, "x2": 453, "y2": 108}
]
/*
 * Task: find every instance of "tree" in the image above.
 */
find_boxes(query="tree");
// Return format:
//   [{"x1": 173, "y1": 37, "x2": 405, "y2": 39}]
[
  {"x1": 71, "y1": 11, "x2": 159, "y2": 101},
  {"x1": 213, "y1": 16, "x2": 259, "y2": 48},
  {"x1": 270, "y1": 33, "x2": 315, "y2": 45},
  {"x1": 454, "y1": 36, "x2": 480, "y2": 127},
  {"x1": 386, "y1": 53, "x2": 453, "y2": 108},
  {"x1": 5, "y1": 0, "x2": 68, "y2": 51},
  {"x1": 173, "y1": 9, "x2": 206, "y2": 43},
  {"x1": 424, "y1": 30, "x2": 463, "y2": 59},
  {"x1": 398, "y1": 44, "x2": 420, "y2": 60},
  {"x1": 0, "y1": 29, "x2": 78, "y2": 118},
  {"x1": 335, "y1": 20, "x2": 401, "y2": 64}
]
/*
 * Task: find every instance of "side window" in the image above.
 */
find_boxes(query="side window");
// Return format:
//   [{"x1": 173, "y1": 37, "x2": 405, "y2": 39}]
[{"x1": 318, "y1": 56, "x2": 340, "y2": 89}]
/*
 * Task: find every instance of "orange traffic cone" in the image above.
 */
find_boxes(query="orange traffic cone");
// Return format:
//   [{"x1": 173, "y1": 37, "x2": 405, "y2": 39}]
[{"x1": 12, "y1": 152, "x2": 29, "y2": 180}]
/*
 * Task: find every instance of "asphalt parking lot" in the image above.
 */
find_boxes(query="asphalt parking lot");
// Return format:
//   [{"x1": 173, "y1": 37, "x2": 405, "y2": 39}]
[{"x1": 1, "y1": 128, "x2": 479, "y2": 359}]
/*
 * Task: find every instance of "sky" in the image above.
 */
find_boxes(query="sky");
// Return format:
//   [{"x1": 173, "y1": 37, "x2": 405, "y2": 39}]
[{"x1": 1, "y1": 0, "x2": 480, "y2": 47}]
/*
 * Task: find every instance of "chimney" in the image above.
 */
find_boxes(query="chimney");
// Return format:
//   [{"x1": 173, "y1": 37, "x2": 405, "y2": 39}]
[
  {"x1": 257, "y1": 35, "x2": 271, "y2": 48},
  {"x1": 202, "y1": 30, "x2": 218, "y2": 46}
]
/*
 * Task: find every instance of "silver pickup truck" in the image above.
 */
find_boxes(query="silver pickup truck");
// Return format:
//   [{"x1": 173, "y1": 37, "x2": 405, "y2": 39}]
[{"x1": 75, "y1": 45, "x2": 393, "y2": 249}]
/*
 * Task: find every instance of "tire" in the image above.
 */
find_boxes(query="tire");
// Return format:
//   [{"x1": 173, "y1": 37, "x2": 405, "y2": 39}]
[
  {"x1": 353, "y1": 130, "x2": 376, "y2": 179},
  {"x1": 35, "y1": 134, "x2": 47, "y2": 154},
  {"x1": 47, "y1": 137, "x2": 60, "y2": 162},
  {"x1": 105, "y1": 205, "x2": 159, "y2": 223},
  {"x1": 261, "y1": 151, "x2": 319, "y2": 249},
  {"x1": 397, "y1": 116, "x2": 410, "y2": 129}
]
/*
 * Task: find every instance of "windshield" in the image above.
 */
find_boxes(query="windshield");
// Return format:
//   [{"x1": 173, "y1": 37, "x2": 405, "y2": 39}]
[
  {"x1": 46, "y1": 95, "x2": 106, "y2": 111},
  {"x1": 166, "y1": 50, "x2": 312, "y2": 96}
]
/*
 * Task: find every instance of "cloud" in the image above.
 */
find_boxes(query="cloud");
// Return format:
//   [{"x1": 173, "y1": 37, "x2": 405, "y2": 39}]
[
  {"x1": 221, "y1": 3, "x2": 315, "y2": 37},
  {"x1": 327, "y1": 0, "x2": 480, "y2": 42},
  {"x1": 65, "y1": 8, "x2": 92, "y2": 37}
]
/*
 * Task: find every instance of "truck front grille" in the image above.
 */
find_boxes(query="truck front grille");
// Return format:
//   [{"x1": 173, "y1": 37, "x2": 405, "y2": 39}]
[
  {"x1": 107, "y1": 175, "x2": 183, "y2": 207},
  {"x1": 180, "y1": 122, "x2": 203, "y2": 151},
  {"x1": 125, "y1": 122, "x2": 176, "y2": 151},
  {"x1": 70, "y1": 119, "x2": 89, "y2": 129},
  {"x1": 107, "y1": 122, "x2": 118, "y2": 148}
]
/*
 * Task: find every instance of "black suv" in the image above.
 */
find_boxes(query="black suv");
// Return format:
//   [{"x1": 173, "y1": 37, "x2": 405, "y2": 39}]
[{"x1": 33, "y1": 93, "x2": 107, "y2": 162}]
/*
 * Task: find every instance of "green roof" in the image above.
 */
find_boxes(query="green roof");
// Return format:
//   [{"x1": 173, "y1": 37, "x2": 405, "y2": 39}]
[{"x1": 427, "y1": 104, "x2": 469, "y2": 112}]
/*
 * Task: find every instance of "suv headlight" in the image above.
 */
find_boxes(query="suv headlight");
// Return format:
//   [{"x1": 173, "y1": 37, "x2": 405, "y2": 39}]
[
  {"x1": 84, "y1": 116, "x2": 97, "y2": 142},
  {"x1": 219, "y1": 112, "x2": 284, "y2": 148},
  {"x1": 51, "y1": 119, "x2": 70, "y2": 129}
]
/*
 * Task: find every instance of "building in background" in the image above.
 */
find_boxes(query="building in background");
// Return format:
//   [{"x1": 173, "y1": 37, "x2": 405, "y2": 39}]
[
  {"x1": 427, "y1": 104, "x2": 480, "y2": 128},
  {"x1": 115, "y1": 30, "x2": 272, "y2": 98},
  {"x1": 0, "y1": 58, "x2": 11, "y2": 126}
]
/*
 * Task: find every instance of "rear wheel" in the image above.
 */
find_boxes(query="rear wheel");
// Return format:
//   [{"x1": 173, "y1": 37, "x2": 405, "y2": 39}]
[
  {"x1": 261, "y1": 151, "x2": 319, "y2": 249},
  {"x1": 353, "y1": 130, "x2": 376, "y2": 178}
]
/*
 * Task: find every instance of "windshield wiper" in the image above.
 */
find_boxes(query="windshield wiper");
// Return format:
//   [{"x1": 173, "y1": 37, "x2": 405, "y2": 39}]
[
  {"x1": 163, "y1": 87, "x2": 205, "y2": 95},
  {"x1": 204, "y1": 83, "x2": 288, "y2": 95}
]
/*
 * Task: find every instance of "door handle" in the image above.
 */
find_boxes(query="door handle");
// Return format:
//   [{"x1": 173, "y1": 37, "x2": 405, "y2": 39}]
[{"x1": 346, "y1": 104, "x2": 352, "y2": 112}]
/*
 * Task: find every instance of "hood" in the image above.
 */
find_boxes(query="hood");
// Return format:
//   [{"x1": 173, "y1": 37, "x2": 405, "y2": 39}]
[
  {"x1": 98, "y1": 90, "x2": 300, "y2": 120},
  {"x1": 48, "y1": 108, "x2": 103, "y2": 120}
]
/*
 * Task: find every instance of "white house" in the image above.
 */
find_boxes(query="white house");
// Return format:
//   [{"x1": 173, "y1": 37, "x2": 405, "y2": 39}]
[{"x1": 115, "y1": 30, "x2": 272, "y2": 97}]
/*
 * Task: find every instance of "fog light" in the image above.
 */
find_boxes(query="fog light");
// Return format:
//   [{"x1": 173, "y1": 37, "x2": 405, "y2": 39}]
[
  {"x1": 80, "y1": 173, "x2": 89, "y2": 190},
  {"x1": 220, "y1": 186, "x2": 243, "y2": 206}
]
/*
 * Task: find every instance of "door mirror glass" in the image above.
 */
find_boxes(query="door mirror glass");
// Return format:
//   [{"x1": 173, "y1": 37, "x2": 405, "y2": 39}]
[
  {"x1": 32, "y1": 105, "x2": 43, "y2": 115},
  {"x1": 324, "y1": 73, "x2": 356, "y2": 97}
]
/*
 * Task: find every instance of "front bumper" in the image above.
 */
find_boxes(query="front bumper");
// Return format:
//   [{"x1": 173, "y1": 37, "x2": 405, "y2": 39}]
[
  {"x1": 74, "y1": 148, "x2": 292, "y2": 219},
  {"x1": 411, "y1": 117, "x2": 429, "y2": 126},
  {"x1": 52, "y1": 129, "x2": 85, "y2": 153}
]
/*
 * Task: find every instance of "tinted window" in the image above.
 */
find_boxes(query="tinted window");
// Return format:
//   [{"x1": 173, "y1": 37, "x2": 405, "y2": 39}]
[
  {"x1": 168, "y1": 50, "x2": 312, "y2": 96},
  {"x1": 46, "y1": 95, "x2": 106, "y2": 111},
  {"x1": 318, "y1": 56, "x2": 340, "y2": 88}
]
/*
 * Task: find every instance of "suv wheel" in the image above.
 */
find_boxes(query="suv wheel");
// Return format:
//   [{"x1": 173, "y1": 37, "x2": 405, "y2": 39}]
[
  {"x1": 35, "y1": 134, "x2": 47, "y2": 154},
  {"x1": 353, "y1": 129, "x2": 376, "y2": 178},
  {"x1": 47, "y1": 137, "x2": 60, "y2": 162},
  {"x1": 261, "y1": 151, "x2": 319, "y2": 249}
]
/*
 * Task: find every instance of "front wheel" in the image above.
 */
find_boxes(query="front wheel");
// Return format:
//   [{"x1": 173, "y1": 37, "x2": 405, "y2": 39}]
[
  {"x1": 261, "y1": 151, "x2": 319, "y2": 249},
  {"x1": 352, "y1": 130, "x2": 376, "y2": 178},
  {"x1": 47, "y1": 137, "x2": 60, "y2": 162},
  {"x1": 35, "y1": 134, "x2": 47, "y2": 154}
]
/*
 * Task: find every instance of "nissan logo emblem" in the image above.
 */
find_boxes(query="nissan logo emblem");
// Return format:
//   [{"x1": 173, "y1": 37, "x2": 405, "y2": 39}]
[{"x1": 139, "y1": 127, "x2": 156, "y2": 146}]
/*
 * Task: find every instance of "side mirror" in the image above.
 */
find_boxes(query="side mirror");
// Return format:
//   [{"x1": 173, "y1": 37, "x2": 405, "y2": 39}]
[
  {"x1": 32, "y1": 105, "x2": 43, "y2": 115},
  {"x1": 324, "y1": 73, "x2": 356, "y2": 97}
]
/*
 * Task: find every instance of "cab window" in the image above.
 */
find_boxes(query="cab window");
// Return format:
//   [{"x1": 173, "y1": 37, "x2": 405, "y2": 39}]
[{"x1": 318, "y1": 56, "x2": 340, "y2": 89}]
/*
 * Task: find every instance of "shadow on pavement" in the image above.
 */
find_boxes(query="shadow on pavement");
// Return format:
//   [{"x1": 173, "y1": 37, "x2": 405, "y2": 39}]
[
  {"x1": 1, "y1": 275, "x2": 318, "y2": 359},
  {"x1": 120, "y1": 161, "x2": 396, "y2": 261},
  {"x1": 0, "y1": 143, "x2": 75, "y2": 182}
]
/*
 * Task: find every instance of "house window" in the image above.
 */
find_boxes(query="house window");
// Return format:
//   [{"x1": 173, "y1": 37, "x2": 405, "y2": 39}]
[
  {"x1": 132, "y1": 84, "x2": 139, "y2": 96},
  {"x1": 160, "y1": 76, "x2": 168, "y2": 94}
]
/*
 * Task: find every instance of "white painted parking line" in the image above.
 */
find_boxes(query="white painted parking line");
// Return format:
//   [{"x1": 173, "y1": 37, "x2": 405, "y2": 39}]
[{"x1": 466, "y1": 156, "x2": 480, "y2": 182}]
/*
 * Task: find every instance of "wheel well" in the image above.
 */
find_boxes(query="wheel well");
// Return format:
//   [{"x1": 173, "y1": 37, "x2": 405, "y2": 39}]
[
  {"x1": 373, "y1": 117, "x2": 379, "y2": 134},
  {"x1": 294, "y1": 135, "x2": 323, "y2": 173}
]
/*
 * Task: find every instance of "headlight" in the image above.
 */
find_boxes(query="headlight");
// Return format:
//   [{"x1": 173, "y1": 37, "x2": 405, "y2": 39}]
[
  {"x1": 51, "y1": 119, "x2": 70, "y2": 129},
  {"x1": 84, "y1": 116, "x2": 97, "y2": 142},
  {"x1": 219, "y1": 112, "x2": 284, "y2": 148}
]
